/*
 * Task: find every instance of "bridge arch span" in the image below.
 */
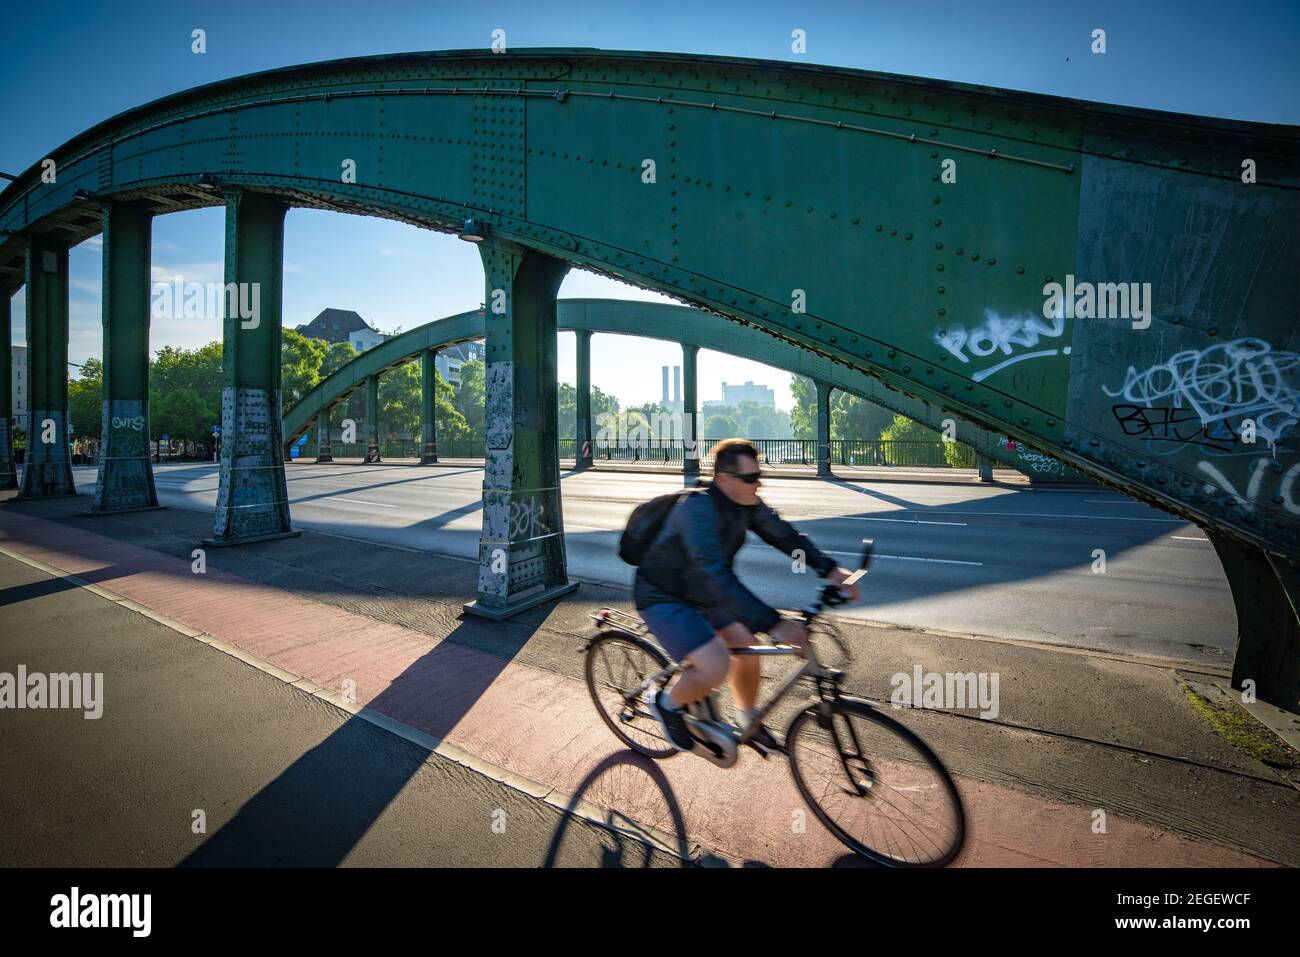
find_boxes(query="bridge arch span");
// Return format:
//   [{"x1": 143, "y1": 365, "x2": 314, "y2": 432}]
[{"x1": 1, "y1": 50, "x2": 1295, "y2": 700}]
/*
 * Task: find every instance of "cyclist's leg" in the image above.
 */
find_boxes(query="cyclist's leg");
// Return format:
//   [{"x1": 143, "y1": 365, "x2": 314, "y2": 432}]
[
  {"x1": 717, "y1": 623, "x2": 760, "y2": 712},
  {"x1": 639, "y1": 603, "x2": 728, "y2": 706},
  {"x1": 670, "y1": 637, "x2": 730, "y2": 707}
]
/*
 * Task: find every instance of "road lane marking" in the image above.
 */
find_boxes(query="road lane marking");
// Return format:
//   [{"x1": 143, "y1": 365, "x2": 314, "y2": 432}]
[
  {"x1": 1172, "y1": 536, "x2": 1209, "y2": 542},
  {"x1": 825, "y1": 548, "x2": 983, "y2": 567},
  {"x1": 839, "y1": 516, "x2": 967, "y2": 526},
  {"x1": 328, "y1": 498, "x2": 397, "y2": 508}
]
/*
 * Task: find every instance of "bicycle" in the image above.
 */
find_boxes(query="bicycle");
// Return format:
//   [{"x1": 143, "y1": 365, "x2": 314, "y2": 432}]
[{"x1": 584, "y1": 541, "x2": 966, "y2": 867}]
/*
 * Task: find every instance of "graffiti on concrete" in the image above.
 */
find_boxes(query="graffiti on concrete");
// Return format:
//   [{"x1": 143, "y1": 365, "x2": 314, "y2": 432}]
[
  {"x1": 1103, "y1": 338, "x2": 1299, "y2": 451},
  {"x1": 935, "y1": 308, "x2": 1068, "y2": 383}
]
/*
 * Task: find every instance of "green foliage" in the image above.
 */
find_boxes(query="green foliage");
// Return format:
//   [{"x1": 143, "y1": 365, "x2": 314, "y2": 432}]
[
  {"x1": 453, "y1": 358, "x2": 486, "y2": 439},
  {"x1": 68, "y1": 359, "x2": 103, "y2": 441},
  {"x1": 557, "y1": 381, "x2": 620, "y2": 438},
  {"x1": 281, "y1": 328, "x2": 327, "y2": 411},
  {"x1": 879, "y1": 413, "x2": 941, "y2": 443},
  {"x1": 701, "y1": 413, "x2": 737, "y2": 437}
]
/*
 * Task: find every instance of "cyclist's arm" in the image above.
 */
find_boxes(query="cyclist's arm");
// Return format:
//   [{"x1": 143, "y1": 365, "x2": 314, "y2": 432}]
[
  {"x1": 750, "y1": 503, "x2": 839, "y2": 577},
  {"x1": 671, "y1": 497, "x2": 781, "y2": 632}
]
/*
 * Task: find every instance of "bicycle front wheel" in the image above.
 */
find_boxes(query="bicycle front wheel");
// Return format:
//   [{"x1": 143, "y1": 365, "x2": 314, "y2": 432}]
[{"x1": 786, "y1": 698, "x2": 965, "y2": 866}]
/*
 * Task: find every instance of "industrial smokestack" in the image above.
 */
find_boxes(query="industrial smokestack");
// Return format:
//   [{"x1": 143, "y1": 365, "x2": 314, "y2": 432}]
[
  {"x1": 673, "y1": 366, "x2": 681, "y2": 403},
  {"x1": 662, "y1": 366, "x2": 669, "y2": 404}
]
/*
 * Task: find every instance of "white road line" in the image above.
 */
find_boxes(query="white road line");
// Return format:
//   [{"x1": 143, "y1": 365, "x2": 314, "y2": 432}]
[
  {"x1": 825, "y1": 547, "x2": 983, "y2": 567},
  {"x1": 1172, "y1": 535, "x2": 1210, "y2": 542},
  {"x1": 327, "y1": 497, "x2": 397, "y2": 508},
  {"x1": 838, "y1": 516, "x2": 967, "y2": 526}
]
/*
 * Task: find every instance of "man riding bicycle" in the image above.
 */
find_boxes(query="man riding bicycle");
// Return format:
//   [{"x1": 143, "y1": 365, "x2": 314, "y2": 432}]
[{"x1": 635, "y1": 438, "x2": 861, "y2": 756}]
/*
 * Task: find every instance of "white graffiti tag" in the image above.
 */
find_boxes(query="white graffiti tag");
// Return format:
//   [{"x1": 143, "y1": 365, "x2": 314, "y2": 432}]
[
  {"x1": 934, "y1": 308, "x2": 1068, "y2": 382},
  {"x1": 1102, "y1": 338, "x2": 1300, "y2": 449}
]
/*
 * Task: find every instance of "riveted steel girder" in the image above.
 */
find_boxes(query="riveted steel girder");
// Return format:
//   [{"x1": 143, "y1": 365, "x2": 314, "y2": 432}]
[
  {"x1": 0, "y1": 288, "x2": 16, "y2": 490},
  {"x1": 574, "y1": 329, "x2": 593, "y2": 469},
  {"x1": 18, "y1": 235, "x2": 74, "y2": 499},
  {"x1": 465, "y1": 242, "x2": 576, "y2": 619},
  {"x1": 210, "y1": 190, "x2": 295, "y2": 545},
  {"x1": 1, "y1": 49, "x2": 1295, "y2": 698},
  {"x1": 365, "y1": 374, "x2": 381, "y2": 463},
  {"x1": 93, "y1": 202, "x2": 159, "y2": 512},
  {"x1": 420, "y1": 349, "x2": 438, "y2": 464},
  {"x1": 284, "y1": 299, "x2": 1055, "y2": 477}
]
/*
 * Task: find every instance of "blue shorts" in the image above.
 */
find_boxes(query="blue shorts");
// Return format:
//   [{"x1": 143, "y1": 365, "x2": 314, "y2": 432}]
[{"x1": 639, "y1": 602, "x2": 719, "y2": 662}]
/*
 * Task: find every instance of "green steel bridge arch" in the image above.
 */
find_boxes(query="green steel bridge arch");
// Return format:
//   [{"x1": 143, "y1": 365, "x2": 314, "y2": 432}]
[
  {"x1": 0, "y1": 49, "x2": 1296, "y2": 702},
  {"x1": 283, "y1": 297, "x2": 1077, "y2": 479}
]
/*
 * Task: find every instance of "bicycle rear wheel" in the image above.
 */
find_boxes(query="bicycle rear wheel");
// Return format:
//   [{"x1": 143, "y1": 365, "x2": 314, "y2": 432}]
[
  {"x1": 584, "y1": 630, "x2": 676, "y2": 759},
  {"x1": 786, "y1": 698, "x2": 965, "y2": 866}
]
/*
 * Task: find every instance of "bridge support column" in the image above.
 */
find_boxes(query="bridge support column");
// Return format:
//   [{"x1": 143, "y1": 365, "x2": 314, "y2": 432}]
[
  {"x1": 976, "y1": 452, "x2": 994, "y2": 483},
  {"x1": 815, "y1": 380, "x2": 832, "y2": 478},
  {"x1": 365, "y1": 375, "x2": 381, "y2": 463},
  {"x1": 210, "y1": 191, "x2": 295, "y2": 545},
  {"x1": 682, "y1": 343, "x2": 699, "y2": 480},
  {"x1": 420, "y1": 351, "x2": 438, "y2": 464},
  {"x1": 19, "y1": 235, "x2": 75, "y2": 499},
  {"x1": 0, "y1": 287, "x2": 16, "y2": 490},
  {"x1": 315, "y1": 408, "x2": 333, "y2": 463},
  {"x1": 464, "y1": 243, "x2": 576, "y2": 620},
  {"x1": 1208, "y1": 532, "x2": 1300, "y2": 714},
  {"x1": 94, "y1": 202, "x2": 159, "y2": 513},
  {"x1": 574, "y1": 330, "x2": 593, "y2": 469}
]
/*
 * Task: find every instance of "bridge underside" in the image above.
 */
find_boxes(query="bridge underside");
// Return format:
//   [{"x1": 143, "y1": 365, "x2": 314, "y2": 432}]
[{"x1": 1, "y1": 49, "x2": 1295, "y2": 707}]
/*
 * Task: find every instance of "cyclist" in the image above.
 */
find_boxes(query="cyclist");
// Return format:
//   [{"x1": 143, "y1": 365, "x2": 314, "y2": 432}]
[{"x1": 635, "y1": 438, "x2": 861, "y2": 756}]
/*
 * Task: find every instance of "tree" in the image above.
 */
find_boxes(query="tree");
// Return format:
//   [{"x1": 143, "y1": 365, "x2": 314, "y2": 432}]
[
  {"x1": 557, "y1": 382, "x2": 619, "y2": 439},
  {"x1": 322, "y1": 341, "x2": 359, "y2": 377},
  {"x1": 281, "y1": 329, "x2": 326, "y2": 413},
  {"x1": 67, "y1": 359, "x2": 103, "y2": 441},
  {"x1": 453, "y1": 358, "x2": 486, "y2": 439},
  {"x1": 879, "y1": 413, "x2": 941, "y2": 442},
  {"x1": 832, "y1": 392, "x2": 895, "y2": 441},
  {"x1": 702, "y1": 413, "x2": 737, "y2": 438}
]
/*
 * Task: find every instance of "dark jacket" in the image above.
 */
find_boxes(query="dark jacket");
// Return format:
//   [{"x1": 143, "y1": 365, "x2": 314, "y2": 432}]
[{"x1": 633, "y1": 482, "x2": 838, "y2": 632}]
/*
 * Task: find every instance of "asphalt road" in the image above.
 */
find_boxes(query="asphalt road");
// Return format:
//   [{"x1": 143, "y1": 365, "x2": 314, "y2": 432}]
[
  {"x1": 0, "y1": 551, "x2": 679, "y2": 867},
  {"x1": 72, "y1": 462, "x2": 1236, "y2": 663}
]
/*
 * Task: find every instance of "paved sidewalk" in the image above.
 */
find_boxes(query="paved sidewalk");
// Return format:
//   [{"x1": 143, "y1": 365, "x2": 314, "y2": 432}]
[{"x1": 1, "y1": 498, "x2": 1294, "y2": 867}]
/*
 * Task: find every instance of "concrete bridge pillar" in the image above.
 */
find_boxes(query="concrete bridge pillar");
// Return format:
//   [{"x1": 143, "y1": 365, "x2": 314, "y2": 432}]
[
  {"x1": 19, "y1": 234, "x2": 75, "y2": 499},
  {"x1": 365, "y1": 374, "x2": 381, "y2": 463},
  {"x1": 574, "y1": 329, "x2": 593, "y2": 469},
  {"x1": 682, "y1": 343, "x2": 699, "y2": 480},
  {"x1": 420, "y1": 350, "x2": 438, "y2": 464},
  {"x1": 94, "y1": 202, "x2": 159, "y2": 513},
  {"x1": 976, "y1": 452, "x2": 994, "y2": 483},
  {"x1": 0, "y1": 286, "x2": 16, "y2": 490},
  {"x1": 464, "y1": 243, "x2": 576, "y2": 620},
  {"x1": 315, "y1": 407, "x2": 333, "y2": 463},
  {"x1": 209, "y1": 190, "x2": 295, "y2": 545},
  {"x1": 815, "y1": 380, "x2": 832, "y2": 478}
]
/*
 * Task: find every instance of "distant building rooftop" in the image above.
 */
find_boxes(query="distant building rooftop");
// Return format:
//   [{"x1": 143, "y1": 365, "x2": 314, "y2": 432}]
[{"x1": 296, "y1": 308, "x2": 373, "y2": 343}]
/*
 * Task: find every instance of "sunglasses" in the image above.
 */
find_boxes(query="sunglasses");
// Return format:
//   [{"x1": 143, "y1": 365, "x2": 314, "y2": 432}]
[{"x1": 719, "y1": 470, "x2": 761, "y2": 484}]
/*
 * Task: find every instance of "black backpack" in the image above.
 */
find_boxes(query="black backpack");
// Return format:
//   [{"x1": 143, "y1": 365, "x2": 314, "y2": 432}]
[{"x1": 618, "y1": 489, "x2": 701, "y2": 565}]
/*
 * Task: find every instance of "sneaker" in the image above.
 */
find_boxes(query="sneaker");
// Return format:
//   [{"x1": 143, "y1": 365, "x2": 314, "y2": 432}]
[
  {"x1": 745, "y1": 722, "x2": 784, "y2": 759},
  {"x1": 643, "y1": 687, "x2": 698, "y2": 753}
]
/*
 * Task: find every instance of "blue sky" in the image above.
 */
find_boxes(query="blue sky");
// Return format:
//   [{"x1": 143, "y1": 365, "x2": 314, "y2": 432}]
[{"x1": 3, "y1": 0, "x2": 1296, "y2": 409}]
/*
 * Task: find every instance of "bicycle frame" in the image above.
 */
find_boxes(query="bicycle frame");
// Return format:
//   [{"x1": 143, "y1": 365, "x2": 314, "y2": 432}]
[{"x1": 591, "y1": 608, "x2": 844, "y2": 746}]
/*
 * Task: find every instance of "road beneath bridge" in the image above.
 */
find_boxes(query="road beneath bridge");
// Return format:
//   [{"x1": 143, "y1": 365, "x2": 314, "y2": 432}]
[{"x1": 71, "y1": 463, "x2": 1235, "y2": 664}]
